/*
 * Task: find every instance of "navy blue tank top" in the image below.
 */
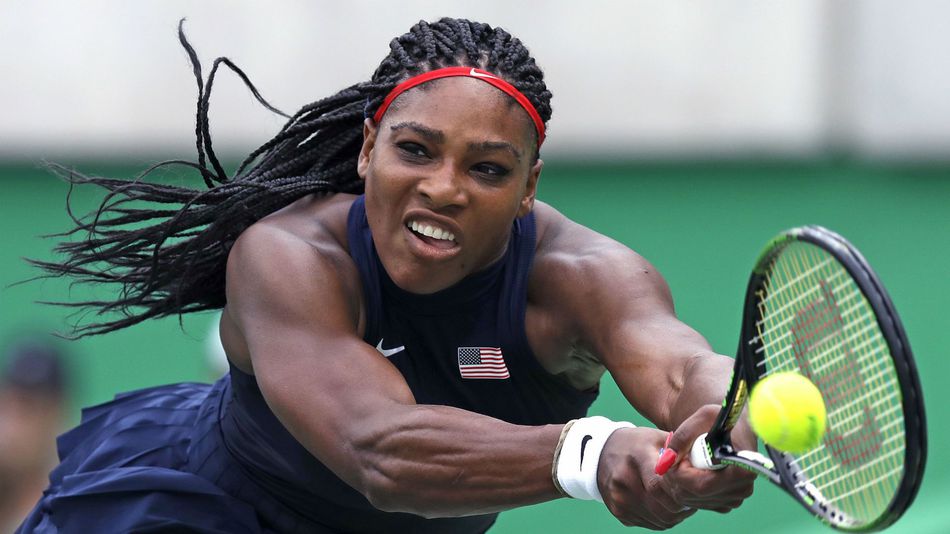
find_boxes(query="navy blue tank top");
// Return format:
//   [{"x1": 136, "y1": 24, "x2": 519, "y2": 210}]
[
  {"x1": 218, "y1": 196, "x2": 596, "y2": 533},
  {"x1": 348, "y1": 195, "x2": 597, "y2": 424}
]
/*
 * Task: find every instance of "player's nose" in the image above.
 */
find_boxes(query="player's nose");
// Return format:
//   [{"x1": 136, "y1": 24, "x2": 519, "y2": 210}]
[{"x1": 417, "y1": 163, "x2": 467, "y2": 210}]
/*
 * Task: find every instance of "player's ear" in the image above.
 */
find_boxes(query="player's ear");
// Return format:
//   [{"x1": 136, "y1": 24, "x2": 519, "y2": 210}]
[
  {"x1": 357, "y1": 118, "x2": 378, "y2": 181},
  {"x1": 517, "y1": 158, "x2": 542, "y2": 218}
]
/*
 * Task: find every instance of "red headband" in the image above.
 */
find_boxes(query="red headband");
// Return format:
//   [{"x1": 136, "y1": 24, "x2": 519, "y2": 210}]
[{"x1": 372, "y1": 66, "x2": 546, "y2": 147}]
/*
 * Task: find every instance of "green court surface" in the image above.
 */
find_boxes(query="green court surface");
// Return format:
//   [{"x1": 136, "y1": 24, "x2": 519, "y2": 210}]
[{"x1": 1, "y1": 160, "x2": 946, "y2": 532}]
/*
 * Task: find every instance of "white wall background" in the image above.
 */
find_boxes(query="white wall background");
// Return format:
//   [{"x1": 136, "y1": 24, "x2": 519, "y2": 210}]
[{"x1": 1, "y1": 0, "x2": 948, "y2": 160}]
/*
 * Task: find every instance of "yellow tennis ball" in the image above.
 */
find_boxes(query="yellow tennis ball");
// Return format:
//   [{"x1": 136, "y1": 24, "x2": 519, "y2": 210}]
[{"x1": 748, "y1": 372, "x2": 827, "y2": 454}]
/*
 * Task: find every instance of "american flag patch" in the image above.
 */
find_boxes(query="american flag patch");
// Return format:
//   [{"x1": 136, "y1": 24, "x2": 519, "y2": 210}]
[{"x1": 457, "y1": 347, "x2": 510, "y2": 379}]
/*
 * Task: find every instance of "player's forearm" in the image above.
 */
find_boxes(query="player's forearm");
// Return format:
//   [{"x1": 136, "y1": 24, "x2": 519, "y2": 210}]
[
  {"x1": 253, "y1": 336, "x2": 566, "y2": 517},
  {"x1": 668, "y1": 351, "x2": 735, "y2": 428},
  {"x1": 346, "y1": 404, "x2": 563, "y2": 518}
]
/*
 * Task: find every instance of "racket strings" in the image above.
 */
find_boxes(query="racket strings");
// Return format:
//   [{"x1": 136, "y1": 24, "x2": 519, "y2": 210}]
[
  {"x1": 756, "y1": 292, "x2": 873, "y2": 369},
  {"x1": 797, "y1": 408, "x2": 903, "y2": 468},
  {"x1": 754, "y1": 241, "x2": 905, "y2": 526},
  {"x1": 830, "y1": 395, "x2": 899, "y2": 430},
  {"x1": 810, "y1": 325, "x2": 882, "y2": 375},
  {"x1": 754, "y1": 260, "x2": 843, "y2": 330},
  {"x1": 828, "y1": 464, "x2": 905, "y2": 505},
  {"x1": 756, "y1": 284, "x2": 862, "y2": 350},
  {"x1": 800, "y1": 423, "x2": 904, "y2": 487}
]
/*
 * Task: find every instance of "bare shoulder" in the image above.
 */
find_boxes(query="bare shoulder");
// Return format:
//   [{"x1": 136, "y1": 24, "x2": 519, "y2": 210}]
[
  {"x1": 228, "y1": 191, "x2": 362, "y2": 294},
  {"x1": 229, "y1": 192, "x2": 357, "y2": 271},
  {"x1": 222, "y1": 194, "x2": 363, "y2": 371},
  {"x1": 524, "y1": 202, "x2": 676, "y2": 386},
  {"x1": 243, "y1": 192, "x2": 356, "y2": 254},
  {"x1": 530, "y1": 201, "x2": 672, "y2": 311}
]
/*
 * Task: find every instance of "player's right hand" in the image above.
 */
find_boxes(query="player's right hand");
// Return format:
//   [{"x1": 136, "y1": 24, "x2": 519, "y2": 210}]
[
  {"x1": 661, "y1": 405, "x2": 756, "y2": 513},
  {"x1": 597, "y1": 427, "x2": 697, "y2": 530}
]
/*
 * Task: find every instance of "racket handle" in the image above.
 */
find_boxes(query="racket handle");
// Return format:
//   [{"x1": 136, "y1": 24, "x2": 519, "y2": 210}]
[{"x1": 690, "y1": 433, "x2": 725, "y2": 470}]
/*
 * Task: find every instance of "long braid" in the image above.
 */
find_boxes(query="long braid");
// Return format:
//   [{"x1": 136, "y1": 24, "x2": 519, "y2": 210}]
[{"x1": 34, "y1": 17, "x2": 553, "y2": 337}]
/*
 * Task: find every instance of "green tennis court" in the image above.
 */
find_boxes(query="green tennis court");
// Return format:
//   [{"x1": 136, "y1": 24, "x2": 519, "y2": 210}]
[{"x1": 1, "y1": 159, "x2": 946, "y2": 533}]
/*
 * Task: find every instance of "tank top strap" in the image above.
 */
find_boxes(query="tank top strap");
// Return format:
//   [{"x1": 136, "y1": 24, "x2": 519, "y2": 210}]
[
  {"x1": 496, "y1": 210, "x2": 537, "y2": 365},
  {"x1": 346, "y1": 196, "x2": 383, "y2": 343}
]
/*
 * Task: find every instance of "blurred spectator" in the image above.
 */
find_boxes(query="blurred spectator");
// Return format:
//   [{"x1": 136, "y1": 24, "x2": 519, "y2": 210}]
[{"x1": 0, "y1": 338, "x2": 70, "y2": 532}]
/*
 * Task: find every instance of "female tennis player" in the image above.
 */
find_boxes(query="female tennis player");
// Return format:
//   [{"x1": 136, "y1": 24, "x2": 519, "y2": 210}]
[{"x1": 20, "y1": 17, "x2": 754, "y2": 533}]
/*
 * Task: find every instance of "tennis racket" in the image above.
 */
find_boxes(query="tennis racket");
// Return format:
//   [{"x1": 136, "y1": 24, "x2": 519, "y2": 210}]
[{"x1": 688, "y1": 225, "x2": 926, "y2": 531}]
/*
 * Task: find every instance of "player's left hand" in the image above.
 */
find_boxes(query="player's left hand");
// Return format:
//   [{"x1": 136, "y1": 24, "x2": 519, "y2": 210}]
[{"x1": 660, "y1": 404, "x2": 756, "y2": 513}]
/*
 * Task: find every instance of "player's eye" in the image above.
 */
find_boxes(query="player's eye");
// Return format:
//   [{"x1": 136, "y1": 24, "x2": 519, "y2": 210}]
[
  {"x1": 472, "y1": 162, "x2": 510, "y2": 182},
  {"x1": 396, "y1": 142, "x2": 429, "y2": 160}
]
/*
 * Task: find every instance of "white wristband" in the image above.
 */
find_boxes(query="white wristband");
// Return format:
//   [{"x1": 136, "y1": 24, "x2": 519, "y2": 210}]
[{"x1": 553, "y1": 416, "x2": 635, "y2": 502}]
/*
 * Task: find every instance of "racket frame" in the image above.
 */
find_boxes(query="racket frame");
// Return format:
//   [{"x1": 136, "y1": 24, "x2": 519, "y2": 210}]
[{"x1": 701, "y1": 226, "x2": 927, "y2": 532}]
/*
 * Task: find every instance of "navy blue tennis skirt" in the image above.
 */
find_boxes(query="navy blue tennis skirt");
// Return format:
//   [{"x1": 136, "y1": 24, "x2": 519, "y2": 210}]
[{"x1": 17, "y1": 379, "x2": 270, "y2": 533}]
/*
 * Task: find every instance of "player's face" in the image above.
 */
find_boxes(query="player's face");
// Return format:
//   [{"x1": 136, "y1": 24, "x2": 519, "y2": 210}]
[{"x1": 357, "y1": 77, "x2": 542, "y2": 294}]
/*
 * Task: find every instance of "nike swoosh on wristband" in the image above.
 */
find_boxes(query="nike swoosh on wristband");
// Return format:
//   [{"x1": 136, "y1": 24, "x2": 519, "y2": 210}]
[
  {"x1": 468, "y1": 67, "x2": 499, "y2": 79},
  {"x1": 375, "y1": 339, "x2": 405, "y2": 358},
  {"x1": 579, "y1": 434, "x2": 593, "y2": 468}
]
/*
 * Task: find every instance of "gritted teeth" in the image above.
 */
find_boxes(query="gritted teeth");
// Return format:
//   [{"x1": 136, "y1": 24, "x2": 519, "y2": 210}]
[{"x1": 408, "y1": 220, "x2": 456, "y2": 242}]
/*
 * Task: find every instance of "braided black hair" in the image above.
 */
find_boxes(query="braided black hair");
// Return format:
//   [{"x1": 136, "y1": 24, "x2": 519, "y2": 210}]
[{"x1": 33, "y1": 17, "x2": 553, "y2": 337}]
